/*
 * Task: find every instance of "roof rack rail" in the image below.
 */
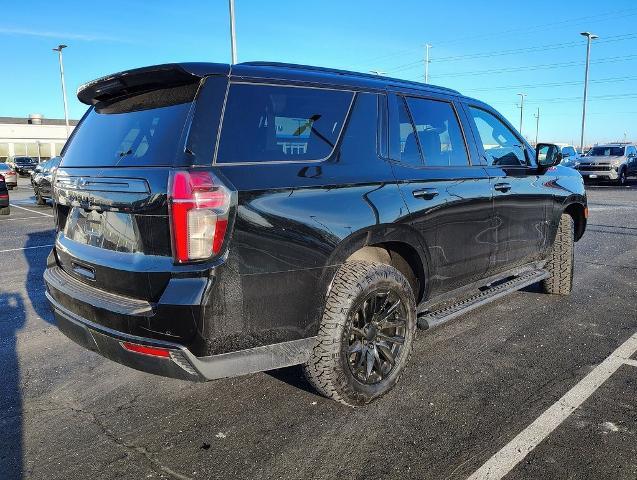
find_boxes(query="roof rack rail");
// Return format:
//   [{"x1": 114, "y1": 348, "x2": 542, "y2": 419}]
[{"x1": 239, "y1": 61, "x2": 460, "y2": 95}]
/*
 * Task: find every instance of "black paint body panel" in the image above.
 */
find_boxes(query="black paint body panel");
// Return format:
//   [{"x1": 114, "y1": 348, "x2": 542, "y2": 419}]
[{"x1": 44, "y1": 62, "x2": 587, "y2": 362}]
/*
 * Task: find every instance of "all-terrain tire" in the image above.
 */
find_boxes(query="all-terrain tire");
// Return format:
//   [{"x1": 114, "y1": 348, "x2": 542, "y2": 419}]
[
  {"x1": 541, "y1": 214, "x2": 574, "y2": 295},
  {"x1": 303, "y1": 261, "x2": 417, "y2": 406},
  {"x1": 35, "y1": 189, "x2": 46, "y2": 205}
]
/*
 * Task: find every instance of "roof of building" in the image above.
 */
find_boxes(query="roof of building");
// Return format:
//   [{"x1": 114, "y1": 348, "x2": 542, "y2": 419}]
[{"x1": 0, "y1": 117, "x2": 79, "y2": 126}]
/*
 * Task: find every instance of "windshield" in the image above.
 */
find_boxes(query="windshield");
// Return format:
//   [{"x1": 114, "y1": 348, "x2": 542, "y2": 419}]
[
  {"x1": 588, "y1": 146, "x2": 624, "y2": 156},
  {"x1": 14, "y1": 157, "x2": 35, "y2": 163}
]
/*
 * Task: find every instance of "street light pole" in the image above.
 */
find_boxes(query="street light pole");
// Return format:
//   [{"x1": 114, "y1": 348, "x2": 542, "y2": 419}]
[
  {"x1": 424, "y1": 44, "x2": 432, "y2": 83},
  {"x1": 229, "y1": 0, "x2": 238, "y2": 64},
  {"x1": 580, "y1": 32, "x2": 598, "y2": 153},
  {"x1": 52, "y1": 44, "x2": 70, "y2": 137},
  {"x1": 517, "y1": 93, "x2": 527, "y2": 137},
  {"x1": 534, "y1": 108, "x2": 540, "y2": 146}
]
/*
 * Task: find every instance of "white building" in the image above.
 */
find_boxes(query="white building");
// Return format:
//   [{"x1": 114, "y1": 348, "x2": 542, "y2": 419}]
[{"x1": 0, "y1": 114, "x2": 78, "y2": 162}]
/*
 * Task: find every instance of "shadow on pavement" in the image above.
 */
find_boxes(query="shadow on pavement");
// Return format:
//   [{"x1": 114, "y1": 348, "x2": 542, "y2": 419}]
[
  {"x1": 24, "y1": 231, "x2": 55, "y2": 326},
  {"x1": 0, "y1": 292, "x2": 26, "y2": 479},
  {"x1": 266, "y1": 365, "x2": 317, "y2": 395}
]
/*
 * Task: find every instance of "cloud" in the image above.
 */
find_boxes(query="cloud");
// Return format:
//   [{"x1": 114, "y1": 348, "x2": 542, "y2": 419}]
[{"x1": 0, "y1": 26, "x2": 133, "y2": 43}]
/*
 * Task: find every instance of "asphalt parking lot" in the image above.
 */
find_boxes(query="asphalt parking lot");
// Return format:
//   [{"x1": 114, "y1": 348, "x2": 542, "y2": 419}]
[{"x1": 1, "y1": 176, "x2": 636, "y2": 480}]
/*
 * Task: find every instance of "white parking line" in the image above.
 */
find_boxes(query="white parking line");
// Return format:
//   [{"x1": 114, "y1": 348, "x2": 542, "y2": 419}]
[
  {"x1": 0, "y1": 244, "x2": 54, "y2": 253},
  {"x1": 9, "y1": 203, "x2": 53, "y2": 217},
  {"x1": 0, "y1": 215, "x2": 51, "y2": 222},
  {"x1": 467, "y1": 332, "x2": 637, "y2": 480}
]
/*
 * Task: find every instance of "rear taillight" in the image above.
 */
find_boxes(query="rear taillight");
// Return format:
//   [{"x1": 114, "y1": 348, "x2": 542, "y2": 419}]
[{"x1": 168, "y1": 170, "x2": 232, "y2": 263}]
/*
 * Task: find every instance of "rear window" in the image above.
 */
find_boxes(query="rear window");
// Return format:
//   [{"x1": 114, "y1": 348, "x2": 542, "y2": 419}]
[
  {"x1": 216, "y1": 83, "x2": 354, "y2": 163},
  {"x1": 62, "y1": 84, "x2": 197, "y2": 168}
]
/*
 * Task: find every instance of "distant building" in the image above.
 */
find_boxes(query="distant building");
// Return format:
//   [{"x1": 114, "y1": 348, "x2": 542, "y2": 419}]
[{"x1": 0, "y1": 114, "x2": 79, "y2": 162}]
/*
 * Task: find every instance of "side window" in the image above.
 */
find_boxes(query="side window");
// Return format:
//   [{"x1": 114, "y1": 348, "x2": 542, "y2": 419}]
[
  {"x1": 563, "y1": 147, "x2": 576, "y2": 158},
  {"x1": 405, "y1": 97, "x2": 469, "y2": 167},
  {"x1": 397, "y1": 97, "x2": 422, "y2": 166},
  {"x1": 338, "y1": 92, "x2": 380, "y2": 161},
  {"x1": 217, "y1": 84, "x2": 354, "y2": 163},
  {"x1": 469, "y1": 107, "x2": 526, "y2": 167}
]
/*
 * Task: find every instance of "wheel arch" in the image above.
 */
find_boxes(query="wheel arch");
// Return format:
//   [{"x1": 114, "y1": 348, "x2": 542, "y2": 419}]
[
  {"x1": 563, "y1": 201, "x2": 587, "y2": 241},
  {"x1": 327, "y1": 225, "x2": 430, "y2": 304}
]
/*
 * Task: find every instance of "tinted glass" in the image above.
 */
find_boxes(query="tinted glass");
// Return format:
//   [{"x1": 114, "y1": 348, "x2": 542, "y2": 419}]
[
  {"x1": 469, "y1": 107, "x2": 526, "y2": 166},
  {"x1": 397, "y1": 97, "x2": 422, "y2": 166},
  {"x1": 217, "y1": 84, "x2": 353, "y2": 163},
  {"x1": 589, "y1": 146, "x2": 625, "y2": 156},
  {"x1": 405, "y1": 97, "x2": 468, "y2": 166},
  {"x1": 338, "y1": 92, "x2": 379, "y2": 162},
  {"x1": 62, "y1": 85, "x2": 195, "y2": 167},
  {"x1": 562, "y1": 146, "x2": 576, "y2": 157}
]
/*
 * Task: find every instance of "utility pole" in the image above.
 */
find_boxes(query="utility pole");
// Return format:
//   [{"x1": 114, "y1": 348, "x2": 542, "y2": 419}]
[
  {"x1": 424, "y1": 44, "x2": 432, "y2": 83},
  {"x1": 52, "y1": 44, "x2": 70, "y2": 138},
  {"x1": 229, "y1": 0, "x2": 238, "y2": 64},
  {"x1": 580, "y1": 32, "x2": 598, "y2": 153},
  {"x1": 517, "y1": 93, "x2": 527, "y2": 137},
  {"x1": 534, "y1": 108, "x2": 540, "y2": 146}
]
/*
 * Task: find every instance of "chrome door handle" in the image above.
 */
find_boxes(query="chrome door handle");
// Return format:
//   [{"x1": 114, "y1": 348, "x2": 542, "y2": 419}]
[
  {"x1": 412, "y1": 188, "x2": 439, "y2": 200},
  {"x1": 494, "y1": 182, "x2": 511, "y2": 192}
]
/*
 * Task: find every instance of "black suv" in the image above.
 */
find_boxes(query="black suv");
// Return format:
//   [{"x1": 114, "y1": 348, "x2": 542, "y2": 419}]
[
  {"x1": 44, "y1": 62, "x2": 587, "y2": 406},
  {"x1": 12, "y1": 156, "x2": 37, "y2": 176}
]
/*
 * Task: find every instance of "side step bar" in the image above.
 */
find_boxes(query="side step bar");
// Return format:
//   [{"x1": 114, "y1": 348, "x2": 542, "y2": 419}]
[{"x1": 417, "y1": 269, "x2": 549, "y2": 330}]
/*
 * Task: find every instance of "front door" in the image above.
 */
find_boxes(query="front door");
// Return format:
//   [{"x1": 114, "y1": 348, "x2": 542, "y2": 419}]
[{"x1": 464, "y1": 104, "x2": 549, "y2": 275}]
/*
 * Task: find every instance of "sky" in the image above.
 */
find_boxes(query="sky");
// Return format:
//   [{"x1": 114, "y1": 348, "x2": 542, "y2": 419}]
[{"x1": 2, "y1": 0, "x2": 637, "y2": 145}]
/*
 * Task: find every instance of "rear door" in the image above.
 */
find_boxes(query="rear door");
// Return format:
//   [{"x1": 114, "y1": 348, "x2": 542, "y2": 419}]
[
  {"x1": 463, "y1": 104, "x2": 549, "y2": 274},
  {"x1": 54, "y1": 71, "x2": 228, "y2": 302},
  {"x1": 388, "y1": 92, "x2": 493, "y2": 295}
]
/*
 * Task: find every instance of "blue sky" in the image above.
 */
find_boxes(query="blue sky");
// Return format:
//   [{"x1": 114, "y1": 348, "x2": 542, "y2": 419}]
[{"x1": 2, "y1": 0, "x2": 637, "y2": 145}]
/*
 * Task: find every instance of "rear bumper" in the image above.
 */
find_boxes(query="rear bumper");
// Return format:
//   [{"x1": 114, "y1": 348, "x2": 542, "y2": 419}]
[{"x1": 44, "y1": 267, "x2": 315, "y2": 381}]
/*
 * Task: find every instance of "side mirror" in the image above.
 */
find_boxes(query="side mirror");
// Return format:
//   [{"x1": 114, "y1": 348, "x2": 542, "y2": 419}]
[{"x1": 536, "y1": 143, "x2": 562, "y2": 168}]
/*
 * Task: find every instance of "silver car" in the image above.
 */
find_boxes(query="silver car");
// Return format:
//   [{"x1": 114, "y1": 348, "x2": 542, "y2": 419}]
[{"x1": 574, "y1": 143, "x2": 637, "y2": 185}]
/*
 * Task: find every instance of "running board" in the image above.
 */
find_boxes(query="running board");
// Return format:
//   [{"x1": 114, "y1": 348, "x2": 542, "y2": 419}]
[{"x1": 417, "y1": 269, "x2": 549, "y2": 330}]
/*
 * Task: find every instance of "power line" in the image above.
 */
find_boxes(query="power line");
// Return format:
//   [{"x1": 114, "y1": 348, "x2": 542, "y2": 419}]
[
  {"x1": 461, "y1": 75, "x2": 637, "y2": 93},
  {"x1": 429, "y1": 7, "x2": 637, "y2": 47},
  {"x1": 352, "y1": 6, "x2": 637, "y2": 69},
  {"x1": 431, "y1": 32, "x2": 637, "y2": 63},
  {"x1": 402, "y1": 53, "x2": 637, "y2": 79}
]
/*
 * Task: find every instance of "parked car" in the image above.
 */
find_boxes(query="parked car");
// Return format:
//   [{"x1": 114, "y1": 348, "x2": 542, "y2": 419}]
[
  {"x1": 44, "y1": 62, "x2": 587, "y2": 406},
  {"x1": 10, "y1": 156, "x2": 38, "y2": 176},
  {"x1": 0, "y1": 163, "x2": 18, "y2": 189},
  {"x1": 0, "y1": 173, "x2": 9, "y2": 215},
  {"x1": 31, "y1": 156, "x2": 61, "y2": 205},
  {"x1": 559, "y1": 145, "x2": 579, "y2": 168},
  {"x1": 574, "y1": 143, "x2": 637, "y2": 185}
]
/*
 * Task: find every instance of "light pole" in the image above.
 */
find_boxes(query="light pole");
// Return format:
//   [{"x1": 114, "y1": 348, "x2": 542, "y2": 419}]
[
  {"x1": 52, "y1": 44, "x2": 70, "y2": 138},
  {"x1": 424, "y1": 44, "x2": 432, "y2": 83},
  {"x1": 517, "y1": 93, "x2": 527, "y2": 136},
  {"x1": 534, "y1": 108, "x2": 540, "y2": 146},
  {"x1": 229, "y1": 0, "x2": 237, "y2": 64},
  {"x1": 580, "y1": 32, "x2": 598, "y2": 153}
]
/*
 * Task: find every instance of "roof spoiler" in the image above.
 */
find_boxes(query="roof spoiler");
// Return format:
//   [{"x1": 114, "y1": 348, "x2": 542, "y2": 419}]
[{"x1": 77, "y1": 63, "x2": 230, "y2": 106}]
